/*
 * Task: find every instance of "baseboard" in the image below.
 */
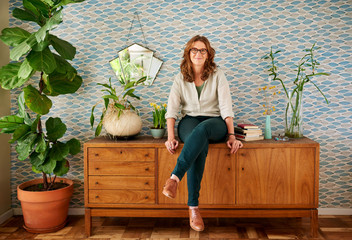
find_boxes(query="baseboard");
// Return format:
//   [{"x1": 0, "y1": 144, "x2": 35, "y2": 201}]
[
  {"x1": 12, "y1": 207, "x2": 352, "y2": 217},
  {"x1": 318, "y1": 208, "x2": 352, "y2": 215},
  {"x1": 0, "y1": 209, "x2": 13, "y2": 224}
]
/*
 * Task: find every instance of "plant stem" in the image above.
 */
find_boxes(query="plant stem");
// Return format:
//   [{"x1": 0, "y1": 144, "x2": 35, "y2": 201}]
[{"x1": 42, "y1": 172, "x2": 48, "y2": 190}]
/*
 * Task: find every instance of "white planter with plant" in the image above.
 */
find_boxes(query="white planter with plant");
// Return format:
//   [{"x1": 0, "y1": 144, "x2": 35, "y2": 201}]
[{"x1": 91, "y1": 77, "x2": 145, "y2": 138}]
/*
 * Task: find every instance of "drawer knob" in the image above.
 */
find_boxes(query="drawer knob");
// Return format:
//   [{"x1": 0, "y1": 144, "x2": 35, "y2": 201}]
[
  {"x1": 145, "y1": 167, "x2": 149, "y2": 171},
  {"x1": 95, "y1": 195, "x2": 99, "y2": 198},
  {"x1": 95, "y1": 167, "x2": 99, "y2": 170},
  {"x1": 242, "y1": 167, "x2": 244, "y2": 171},
  {"x1": 145, "y1": 196, "x2": 149, "y2": 199},
  {"x1": 228, "y1": 167, "x2": 231, "y2": 171},
  {"x1": 145, "y1": 153, "x2": 149, "y2": 157},
  {"x1": 95, "y1": 153, "x2": 99, "y2": 157},
  {"x1": 120, "y1": 151, "x2": 123, "y2": 154},
  {"x1": 95, "y1": 182, "x2": 99, "y2": 185},
  {"x1": 145, "y1": 182, "x2": 149, "y2": 185}
]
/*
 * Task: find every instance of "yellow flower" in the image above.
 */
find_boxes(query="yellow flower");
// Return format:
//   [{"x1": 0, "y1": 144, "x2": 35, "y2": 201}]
[
  {"x1": 157, "y1": 105, "x2": 160, "y2": 109},
  {"x1": 278, "y1": 91, "x2": 281, "y2": 94},
  {"x1": 259, "y1": 88, "x2": 261, "y2": 91},
  {"x1": 163, "y1": 103, "x2": 167, "y2": 108},
  {"x1": 150, "y1": 103, "x2": 154, "y2": 106},
  {"x1": 263, "y1": 104, "x2": 265, "y2": 107},
  {"x1": 263, "y1": 86, "x2": 267, "y2": 90},
  {"x1": 273, "y1": 92, "x2": 276, "y2": 95}
]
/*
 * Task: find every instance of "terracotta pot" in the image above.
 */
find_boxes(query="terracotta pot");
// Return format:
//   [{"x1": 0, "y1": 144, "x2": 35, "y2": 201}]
[{"x1": 17, "y1": 178, "x2": 74, "y2": 233}]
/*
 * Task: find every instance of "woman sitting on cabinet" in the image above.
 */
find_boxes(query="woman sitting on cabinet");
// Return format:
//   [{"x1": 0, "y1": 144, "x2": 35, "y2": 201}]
[{"x1": 162, "y1": 35, "x2": 243, "y2": 232}]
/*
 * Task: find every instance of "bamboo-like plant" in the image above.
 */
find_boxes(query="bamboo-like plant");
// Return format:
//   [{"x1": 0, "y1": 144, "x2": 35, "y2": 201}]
[
  {"x1": 263, "y1": 43, "x2": 330, "y2": 138},
  {"x1": 0, "y1": 0, "x2": 84, "y2": 190},
  {"x1": 90, "y1": 76, "x2": 146, "y2": 136}
]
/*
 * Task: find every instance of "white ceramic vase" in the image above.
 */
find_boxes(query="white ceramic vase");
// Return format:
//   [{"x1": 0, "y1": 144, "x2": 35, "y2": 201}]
[{"x1": 103, "y1": 106, "x2": 142, "y2": 137}]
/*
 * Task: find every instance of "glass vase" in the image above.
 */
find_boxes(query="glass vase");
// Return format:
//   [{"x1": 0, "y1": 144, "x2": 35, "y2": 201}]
[
  {"x1": 264, "y1": 115, "x2": 272, "y2": 139},
  {"x1": 285, "y1": 90, "x2": 303, "y2": 138}
]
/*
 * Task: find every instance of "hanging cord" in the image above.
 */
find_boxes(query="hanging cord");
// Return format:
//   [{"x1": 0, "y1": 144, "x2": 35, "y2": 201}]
[{"x1": 125, "y1": 12, "x2": 148, "y2": 47}]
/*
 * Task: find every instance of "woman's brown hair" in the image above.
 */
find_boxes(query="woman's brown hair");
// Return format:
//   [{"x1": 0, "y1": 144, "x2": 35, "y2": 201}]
[{"x1": 180, "y1": 35, "x2": 216, "y2": 82}]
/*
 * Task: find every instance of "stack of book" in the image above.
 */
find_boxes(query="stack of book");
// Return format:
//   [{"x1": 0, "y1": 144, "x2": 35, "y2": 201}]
[{"x1": 235, "y1": 123, "x2": 264, "y2": 141}]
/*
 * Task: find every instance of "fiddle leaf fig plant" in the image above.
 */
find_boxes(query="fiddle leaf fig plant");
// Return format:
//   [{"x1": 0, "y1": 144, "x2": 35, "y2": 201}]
[{"x1": 0, "y1": 0, "x2": 84, "y2": 190}]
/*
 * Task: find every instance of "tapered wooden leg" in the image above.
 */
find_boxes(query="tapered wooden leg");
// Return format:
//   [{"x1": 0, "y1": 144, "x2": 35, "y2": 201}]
[
  {"x1": 310, "y1": 209, "x2": 318, "y2": 238},
  {"x1": 85, "y1": 208, "x2": 92, "y2": 237}
]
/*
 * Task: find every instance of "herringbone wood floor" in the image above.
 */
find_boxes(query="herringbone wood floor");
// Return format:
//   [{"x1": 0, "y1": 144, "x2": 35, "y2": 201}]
[{"x1": 0, "y1": 215, "x2": 351, "y2": 239}]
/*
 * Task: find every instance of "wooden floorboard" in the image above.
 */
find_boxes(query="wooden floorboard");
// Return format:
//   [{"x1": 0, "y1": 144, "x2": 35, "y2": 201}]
[{"x1": 0, "y1": 215, "x2": 351, "y2": 239}]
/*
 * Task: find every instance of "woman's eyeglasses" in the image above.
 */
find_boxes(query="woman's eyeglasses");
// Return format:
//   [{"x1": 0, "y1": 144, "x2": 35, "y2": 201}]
[{"x1": 190, "y1": 48, "x2": 208, "y2": 55}]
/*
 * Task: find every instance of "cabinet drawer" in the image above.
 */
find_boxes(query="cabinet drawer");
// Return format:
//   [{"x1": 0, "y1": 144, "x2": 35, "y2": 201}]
[
  {"x1": 89, "y1": 190, "x2": 155, "y2": 204},
  {"x1": 89, "y1": 161, "x2": 154, "y2": 175},
  {"x1": 88, "y1": 148, "x2": 154, "y2": 161},
  {"x1": 89, "y1": 176, "x2": 154, "y2": 190}
]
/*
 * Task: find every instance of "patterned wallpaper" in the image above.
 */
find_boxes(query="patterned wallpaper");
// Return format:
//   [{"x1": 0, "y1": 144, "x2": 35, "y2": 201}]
[{"x1": 8, "y1": 0, "x2": 351, "y2": 209}]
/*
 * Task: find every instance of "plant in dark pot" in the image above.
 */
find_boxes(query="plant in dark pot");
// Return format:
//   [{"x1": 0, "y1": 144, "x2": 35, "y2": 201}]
[{"x1": 0, "y1": 0, "x2": 84, "y2": 233}]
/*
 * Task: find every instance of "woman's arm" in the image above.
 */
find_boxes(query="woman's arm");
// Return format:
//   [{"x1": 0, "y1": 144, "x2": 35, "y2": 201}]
[
  {"x1": 225, "y1": 117, "x2": 243, "y2": 154},
  {"x1": 165, "y1": 118, "x2": 179, "y2": 154}
]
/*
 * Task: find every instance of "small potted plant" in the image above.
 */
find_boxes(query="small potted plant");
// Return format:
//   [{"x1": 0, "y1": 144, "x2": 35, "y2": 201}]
[
  {"x1": 90, "y1": 77, "x2": 146, "y2": 138},
  {"x1": 150, "y1": 102, "x2": 166, "y2": 139},
  {"x1": 0, "y1": 0, "x2": 84, "y2": 233}
]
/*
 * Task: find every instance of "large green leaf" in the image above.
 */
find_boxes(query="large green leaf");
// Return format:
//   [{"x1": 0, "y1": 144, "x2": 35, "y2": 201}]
[
  {"x1": 18, "y1": 58, "x2": 34, "y2": 80},
  {"x1": 9, "y1": 124, "x2": 31, "y2": 144},
  {"x1": 12, "y1": 8, "x2": 38, "y2": 24},
  {"x1": 23, "y1": 85, "x2": 52, "y2": 115},
  {"x1": 41, "y1": 158, "x2": 56, "y2": 174},
  {"x1": 43, "y1": 73, "x2": 82, "y2": 96},
  {"x1": 35, "y1": 133, "x2": 47, "y2": 153},
  {"x1": 49, "y1": 34, "x2": 76, "y2": 60},
  {"x1": 49, "y1": 142, "x2": 69, "y2": 161},
  {"x1": 25, "y1": 0, "x2": 50, "y2": 18},
  {"x1": 0, "y1": 62, "x2": 29, "y2": 90},
  {"x1": 23, "y1": 0, "x2": 40, "y2": 17},
  {"x1": 0, "y1": 115, "x2": 24, "y2": 128},
  {"x1": 35, "y1": 10, "x2": 62, "y2": 43},
  {"x1": 54, "y1": 0, "x2": 85, "y2": 8},
  {"x1": 45, "y1": 117, "x2": 67, "y2": 141},
  {"x1": 31, "y1": 114, "x2": 41, "y2": 132},
  {"x1": 10, "y1": 34, "x2": 36, "y2": 61},
  {"x1": 41, "y1": 0, "x2": 55, "y2": 7},
  {"x1": 29, "y1": 150, "x2": 47, "y2": 168},
  {"x1": 52, "y1": 53, "x2": 77, "y2": 77},
  {"x1": 66, "y1": 138, "x2": 80, "y2": 155},
  {"x1": 0, "y1": 27, "x2": 31, "y2": 47},
  {"x1": 32, "y1": 39, "x2": 50, "y2": 51},
  {"x1": 53, "y1": 159, "x2": 69, "y2": 176},
  {"x1": 15, "y1": 132, "x2": 37, "y2": 161},
  {"x1": 27, "y1": 47, "x2": 56, "y2": 74}
]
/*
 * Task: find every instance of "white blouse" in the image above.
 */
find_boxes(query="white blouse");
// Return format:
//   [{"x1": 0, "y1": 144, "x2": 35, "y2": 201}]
[{"x1": 165, "y1": 68, "x2": 234, "y2": 120}]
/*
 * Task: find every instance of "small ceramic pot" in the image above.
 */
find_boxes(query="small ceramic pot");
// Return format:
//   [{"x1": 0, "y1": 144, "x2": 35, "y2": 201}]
[{"x1": 150, "y1": 128, "x2": 166, "y2": 139}]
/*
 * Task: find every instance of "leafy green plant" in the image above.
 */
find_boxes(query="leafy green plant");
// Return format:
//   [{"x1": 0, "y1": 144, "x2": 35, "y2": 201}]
[
  {"x1": 150, "y1": 102, "x2": 166, "y2": 129},
  {"x1": 0, "y1": 0, "x2": 84, "y2": 190},
  {"x1": 263, "y1": 43, "x2": 330, "y2": 137},
  {"x1": 90, "y1": 77, "x2": 146, "y2": 136}
]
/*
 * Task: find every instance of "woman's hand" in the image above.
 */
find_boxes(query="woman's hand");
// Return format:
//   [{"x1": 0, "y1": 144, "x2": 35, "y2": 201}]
[
  {"x1": 165, "y1": 138, "x2": 179, "y2": 154},
  {"x1": 226, "y1": 135, "x2": 243, "y2": 154}
]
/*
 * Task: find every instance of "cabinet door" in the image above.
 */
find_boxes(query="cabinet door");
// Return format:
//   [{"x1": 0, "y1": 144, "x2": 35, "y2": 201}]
[
  {"x1": 158, "y1": 148, "x2": 188, "y2": 204},
  {"x1": 158, "y1": 147, "x2": 235, "y2": 205},
  {"x1": 237, "y1": 148, "x2": 315, "y2": 205}
]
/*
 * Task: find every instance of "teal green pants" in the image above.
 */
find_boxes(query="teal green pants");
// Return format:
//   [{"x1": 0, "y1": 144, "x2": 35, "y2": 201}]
[{"x1": 171, "y1": 115, "x2": 227, "y2": 206}]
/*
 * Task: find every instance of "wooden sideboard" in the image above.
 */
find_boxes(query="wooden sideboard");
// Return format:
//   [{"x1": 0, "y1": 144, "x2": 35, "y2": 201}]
[{"x1": 84, "y1": 136, "x2": 319, "y2": 237}]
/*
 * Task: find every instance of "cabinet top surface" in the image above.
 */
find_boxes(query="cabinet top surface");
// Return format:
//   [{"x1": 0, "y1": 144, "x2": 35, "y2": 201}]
[{"x1": 84, "y1": 136, "x2": 319, "y2": 148}]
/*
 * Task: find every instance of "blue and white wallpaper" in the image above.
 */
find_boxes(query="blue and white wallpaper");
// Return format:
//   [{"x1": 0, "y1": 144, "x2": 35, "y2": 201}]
[{"x1": 8, "y1": 0, "x2": 351, "y2": 209}]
